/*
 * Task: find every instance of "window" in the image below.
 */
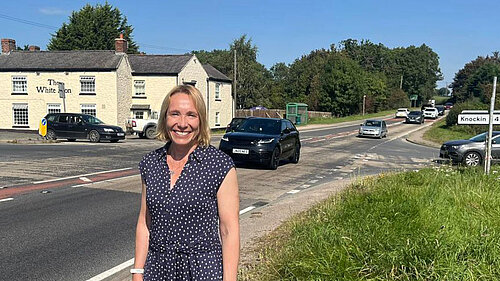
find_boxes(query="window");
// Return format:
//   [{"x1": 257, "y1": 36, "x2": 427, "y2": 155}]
[
  {"x1": 47, "y1": 103, "x2": 61, "y2": 114},
  {"x1": 215, "y1": 83, "x2": 221, "y2": 100},
  {"x1": 134, "y1": 111, "x2": 145, "y2": 119},
  {"x1": 13, "y1": 103, "x2": 28, "y2": 126},
  {"x1": 81, "y1": 104, "x2": 96, "y2": 116},
  {"x1": 134, "y1": 80, "x2": 145, "y2": 96},
  {"x1": 215, "y1": 112, "x2": 220, "y2": 126},
  {"x1": 12, "y1": 76, "x2": 27, "y2": 94},
  {"x1": 80, "y1": 76, "x2": 95, "y2": 94}
]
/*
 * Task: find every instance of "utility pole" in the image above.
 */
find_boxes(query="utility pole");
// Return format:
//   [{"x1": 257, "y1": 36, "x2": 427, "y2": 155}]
[
  {"x1": 233, "y1": 50, "x2": 237, "y2": 117},
  {"x1": 362, "y1": 95, "x2": 366, "y2": 116},
  {"x1": 400, "y1": 75, "x2": 403, "y2": 89},
  {"x1": 485, "y1": 76, "x2": 497, "y2": 174}
]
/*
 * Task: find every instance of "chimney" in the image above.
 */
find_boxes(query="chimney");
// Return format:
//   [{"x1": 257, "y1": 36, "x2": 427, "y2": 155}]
[
  {"x1": 28, "y1": 45, "x2": 40, "y2": 52},
  {"x1": 115, "y1": 34, "x2": 128, "y2": 53},
  {"x1": 1, "y1": 38, "x2": 16, "y2": 54}
]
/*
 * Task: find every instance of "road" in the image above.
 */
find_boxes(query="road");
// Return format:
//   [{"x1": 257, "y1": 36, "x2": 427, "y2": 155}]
[{"x1": 0, "y1": 118, "x2": 441, "y2": 281}]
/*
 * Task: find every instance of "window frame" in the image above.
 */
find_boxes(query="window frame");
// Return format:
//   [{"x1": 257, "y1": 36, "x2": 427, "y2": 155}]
[
  {"x1": 12, "y1": 76, "x2": 28, "y2": 94},
  {"x1": 80, "y1": 76, "x2": 96, "y2": 95},
  {"x1": 12, "y1": 103, "x2": 29, "y2": 127},
  {"x1": 47, "y1": 103, "x2": 62, "y2": 114},
  {"x1": 80, "y1": 104, "x2": 97, "y2": 117},
  {"x1": 215, "y1": 83, "x2": 221, "y2": 100},
  {"x1": 215, "y1": 111, "x2": 220, "y2": 126},
  {"x1": 134, "y1": 80, "x2": 146, "y2": 96}
]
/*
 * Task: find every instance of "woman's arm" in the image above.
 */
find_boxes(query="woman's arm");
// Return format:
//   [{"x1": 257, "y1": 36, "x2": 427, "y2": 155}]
[
  {"x1": 133, "y1": 182, "x2": 151, "y2": 281},
  {"x1": 217, "y1": 168, "x2": 240, "y2": 281}
]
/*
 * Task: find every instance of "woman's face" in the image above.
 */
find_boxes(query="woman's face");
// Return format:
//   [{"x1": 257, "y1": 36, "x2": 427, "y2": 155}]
[{"x1": 166, "y1": 93, "x2": 200, "y2": 147}]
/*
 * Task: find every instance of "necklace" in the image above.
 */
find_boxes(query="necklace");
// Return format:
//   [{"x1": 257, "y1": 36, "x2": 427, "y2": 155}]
[{"x1": 167, "y1": 155, "x2": 187, "y2": 176}]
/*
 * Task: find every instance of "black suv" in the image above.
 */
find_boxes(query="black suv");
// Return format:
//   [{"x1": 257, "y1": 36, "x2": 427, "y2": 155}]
[
  {"x1": 219, "y1": 117, "x2": 300, "y2": 169},
  {"x1": 44, "y1": 113, "x2": 125, "y2": 143}
]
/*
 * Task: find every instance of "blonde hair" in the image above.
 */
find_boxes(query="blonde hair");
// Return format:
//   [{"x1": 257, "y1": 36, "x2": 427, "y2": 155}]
[{"x1": 156, "y1": 85, "x2": 211, "y2": 147}]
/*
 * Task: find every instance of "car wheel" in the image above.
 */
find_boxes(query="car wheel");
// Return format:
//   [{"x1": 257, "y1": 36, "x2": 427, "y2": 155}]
[
  {"x1": 110, "y1": 139, "x2": 119, "y2": 143},
  {"x1": 463, "y1": 152, "x2": 481, "y2": 167},
  {"x1": 289, "y1": 143, "x2": 300, "y2": 164},
  {"x1": 268, "y1": 147, "x2": 280, "y2": 170},
  {"x1": 145, "y1": 126, "x2": 157, "y2": 139},
  {"x1": 67, "y1": 139, "x2": 76, "y2": 142},
  {"x1": 46, "y1": 129, "x2": 57, "y2": 140},
  {"x1": 89, "y1": 130, "x2": 100, "y2": 143}
]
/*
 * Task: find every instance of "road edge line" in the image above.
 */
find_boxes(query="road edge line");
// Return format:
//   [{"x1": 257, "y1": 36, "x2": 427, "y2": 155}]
[{"x1": 85, "y1": 258, "x2": 134, "y2": 281}]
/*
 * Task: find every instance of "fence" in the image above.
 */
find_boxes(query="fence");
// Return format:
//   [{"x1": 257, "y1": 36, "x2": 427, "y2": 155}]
[{"x1": 235, "y1": 109, "x2": 331, "y2": 119}]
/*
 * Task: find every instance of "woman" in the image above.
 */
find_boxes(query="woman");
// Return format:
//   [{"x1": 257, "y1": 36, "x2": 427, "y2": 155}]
[{"x1": 132, "y1": 85, "x2": 240, "y2": 281}]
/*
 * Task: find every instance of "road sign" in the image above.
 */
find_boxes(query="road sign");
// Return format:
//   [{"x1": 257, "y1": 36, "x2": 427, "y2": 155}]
[
  {"x1": 39, "y1": 118, "x2": 47, "y2": 137},
  {"x1": 458, "y1": 114, "x2": 500, "y2": 125},
  {"x1": 58, "y1": 82, "x2": 65, "y2": 98},
  {"x1": 409, "y1": 94, "x2": 418, "y2": 101}
]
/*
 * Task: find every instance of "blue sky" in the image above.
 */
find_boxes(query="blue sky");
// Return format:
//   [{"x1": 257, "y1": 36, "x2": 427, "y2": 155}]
[{"x1": 1, "y1": 0, "x2": 499, "y2": 89}]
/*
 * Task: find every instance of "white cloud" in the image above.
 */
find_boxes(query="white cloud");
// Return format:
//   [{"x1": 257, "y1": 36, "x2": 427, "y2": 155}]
[{"x1": 39, "y1": 7, "x2": 68, "y2": 16}]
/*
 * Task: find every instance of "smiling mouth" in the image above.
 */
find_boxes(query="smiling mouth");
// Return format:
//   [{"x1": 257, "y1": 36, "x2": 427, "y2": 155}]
[{"x1": 173, "y1": 130, "x2": 191, "y2": 136}]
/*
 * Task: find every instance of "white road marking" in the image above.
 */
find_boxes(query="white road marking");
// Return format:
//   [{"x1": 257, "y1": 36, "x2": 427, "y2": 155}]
[
  {"x1": 287, "y1": 189, "x2": 300, "y2": 194},
  {"x1": 309, "y1": 179, "x2": 318, "y2": 183},
  {"x1": 79, "y1": 177, "x2": 92, "y2": 182},
  {"x1": 239, "y1": 206, "x2": 256, "y2": 215},
  {"x1": 300, "y1": 184, "x2": 311, "y2": 189},
  {"x1": 85, "y1": 258, "x2": 134, "y2": 281},
  {"x1": 72, "y1": 174, "x2": 141, "y2": 188},
  {"x1": 0, "y1": 198, "x2": 14, "y2": 203},
  {"x1": 363, "y1": 159, "x2": 369, "y2": 162},
  {"x1": 335, "y1": 177, "x2": 344, "y2": 180},
  {"x1": 315, "y1": 175, "x2": 324, "y2": 179},
  {"x1": 33, "y1": 167, "x2": 133, "y2": 184}
]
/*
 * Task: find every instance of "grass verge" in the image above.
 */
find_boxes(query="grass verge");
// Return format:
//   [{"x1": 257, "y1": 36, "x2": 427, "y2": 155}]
[
  {"x1": 423, "y1": 118, "x2": 476, "y2": 144},
  {"x1": 240, "y1": 167, "x2": 500, "y2": 280},
  {"x1": 307, "y1": 110, "x2": 399, "y2": 125}
]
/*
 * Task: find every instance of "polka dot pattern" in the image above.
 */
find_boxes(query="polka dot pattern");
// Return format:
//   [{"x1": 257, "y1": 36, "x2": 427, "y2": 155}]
[{"x1": 138, "y1": 142, "x2": 234, "y2": 280}]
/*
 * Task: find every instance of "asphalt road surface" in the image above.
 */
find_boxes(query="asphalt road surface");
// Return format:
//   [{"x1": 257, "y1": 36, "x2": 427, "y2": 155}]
[{"x1": 0, "y1": 118, "x2": 441, "y2": 281}]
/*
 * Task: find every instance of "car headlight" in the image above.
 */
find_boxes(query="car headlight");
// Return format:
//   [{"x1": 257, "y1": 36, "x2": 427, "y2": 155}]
[
  {"x1": 221, "y1": 136, "x2": 229, "y2": 142},
  {"x1": 103, "y1": 128, "x2": 114, "y2": 132},
  {"x1": 450, "y1": 145, "x2": 461, "y2": 150},
  {"x1": 256, "y1": 138, "x2": 274, "y2": 144}
]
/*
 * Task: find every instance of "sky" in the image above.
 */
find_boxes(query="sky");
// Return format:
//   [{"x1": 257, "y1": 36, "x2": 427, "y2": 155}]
[{"x1": 1, "y1": 0, "x2": 499, "y2": 90}]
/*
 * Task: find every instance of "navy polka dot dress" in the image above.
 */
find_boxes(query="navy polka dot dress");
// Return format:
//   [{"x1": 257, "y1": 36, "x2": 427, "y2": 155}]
[{"x1": 138, "y1": 142, "x2": 235, "y2": 281}]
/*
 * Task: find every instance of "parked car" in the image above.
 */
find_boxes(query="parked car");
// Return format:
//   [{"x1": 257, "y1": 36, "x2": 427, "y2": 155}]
[
  {"x1": 358, "y1": 119, "x2": 388, "y2": 138},
  {"x1": 219, "y1": 117, "x2": 300, "y2": 170},
  {"x1": 439, "y1": 131, "x2": 500, "y2": 166},
  {"x1": 126, "y1": 112, "x2": 158, "y2": 139},
  {"x1": 395, "y1": 108, "x2": 410, "y2": 118},
  {"x1": 44, "y1": 113, "x2": 125, "y2": 143},
  {"x1": 423, "y1": 107, "x2": 439, "y2": 119},
  {"x1": 405, "y1": 111, "x2": 425, "y2": 124},
  {"x1": 225, "y1": 117, "x2": 252, "y2": 133},
  {"x1": 436, "y1": 105, "x2": 445, "y2": 116},
  {"x1": 444, "y1": 102, "x2": 453, "y2": 110}
]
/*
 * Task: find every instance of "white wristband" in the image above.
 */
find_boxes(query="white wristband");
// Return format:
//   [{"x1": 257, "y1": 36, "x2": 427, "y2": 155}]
[{"x1": 130, "y1": 268, "x2": 144, "y2": 274}]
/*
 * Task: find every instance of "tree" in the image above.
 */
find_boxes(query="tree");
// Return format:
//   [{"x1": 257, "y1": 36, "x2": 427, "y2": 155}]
[{"x1": 47, "y1": 2, "x2": 139, "y2": 53}]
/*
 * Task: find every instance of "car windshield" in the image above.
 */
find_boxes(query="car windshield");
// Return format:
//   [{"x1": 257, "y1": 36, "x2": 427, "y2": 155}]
[
  {"x1": 234, "y1": 118, "x2": 280, "y2": 134},
  {"x1": 408, "y1": 111, "x2": 421, "y2": 116},
  {"x1": 82, "y1": 115, "x2": 104, "y2": 124},
  {"x1": 364, "y1": 120, "x2": 381, "y2": 127}
]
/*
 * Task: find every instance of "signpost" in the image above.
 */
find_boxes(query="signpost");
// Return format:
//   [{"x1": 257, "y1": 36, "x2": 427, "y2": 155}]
[
  {"x1": 58, "y1": 82, "x2": 66, "y2": 113},
  {"x1": 457, "y1": 77, "x2": 497, "y2": 174},
  {"x1": 409, "y1": 95, "x2": 418, "y2": 107}
]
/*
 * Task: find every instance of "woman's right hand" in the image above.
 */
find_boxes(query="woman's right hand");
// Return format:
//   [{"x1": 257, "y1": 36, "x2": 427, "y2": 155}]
[{"x1": 132, "y1": 273, "x2": 143, "y2": 281}]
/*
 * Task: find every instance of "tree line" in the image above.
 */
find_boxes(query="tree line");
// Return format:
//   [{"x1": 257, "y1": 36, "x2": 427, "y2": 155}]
[
  {"x1": 45, "y1": 3, "x2": 443, "y2": 116},
  {"x1": 195, "y1": 37, "x2": 442, "y2": 116}
]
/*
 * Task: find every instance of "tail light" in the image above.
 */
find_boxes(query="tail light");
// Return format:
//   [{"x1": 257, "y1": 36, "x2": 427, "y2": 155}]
[{"x1": 132, "y1": 120, "x2": 136, "y2": 127}]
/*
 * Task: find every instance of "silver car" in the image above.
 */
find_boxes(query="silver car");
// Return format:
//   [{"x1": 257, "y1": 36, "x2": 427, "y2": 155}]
[
  {"x1": 358, "y1": 119, "x2": 387, "y2": 138},
  {"x1": 439, "y1": 131, "x2": 500, "y2": 166}
]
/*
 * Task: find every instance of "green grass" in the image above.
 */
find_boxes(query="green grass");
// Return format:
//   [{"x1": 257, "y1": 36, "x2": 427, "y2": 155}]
[
  {"x1": 432, "y1": 96, "x2": 451, "y2": 105},
  {"x1": 423, "y1": 118, "x2": 476, "y2": 144},
  {"x1": 307, "y1": 109, "x2": 413, "y2": 125},
  {"x1": 241, "y1": 167, "x2": 500, "y2": 281},
  {"x1": 211, "y1": 128, "x2": 227, "y2": 135}
]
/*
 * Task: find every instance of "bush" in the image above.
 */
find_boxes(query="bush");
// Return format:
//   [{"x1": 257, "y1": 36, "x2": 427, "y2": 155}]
[{"x1": 446, "y1": 101, "x2": 487, "y2": 127}]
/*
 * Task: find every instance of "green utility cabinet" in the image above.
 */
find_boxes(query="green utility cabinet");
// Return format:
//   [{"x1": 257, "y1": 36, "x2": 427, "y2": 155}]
[{"x1": 286, "y1": 103, "x2": 308, "y2": 125}]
